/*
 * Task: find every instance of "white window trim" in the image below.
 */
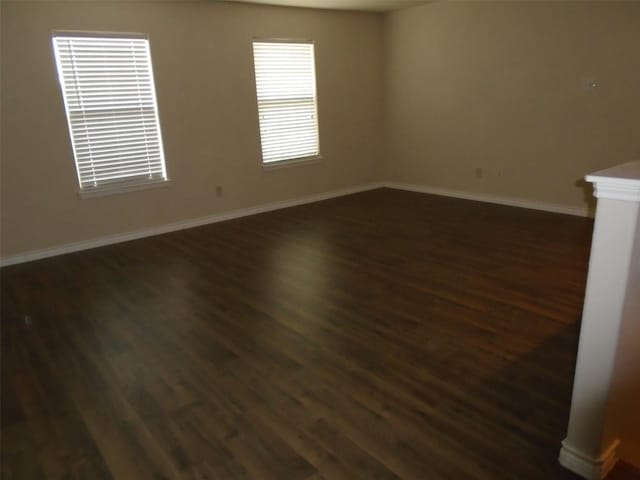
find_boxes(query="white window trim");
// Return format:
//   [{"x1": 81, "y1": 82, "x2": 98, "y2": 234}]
[
  {"x1": 52, "y1": 30, "x2": 170, "y2": 197},
  {"x1": 252, "y1": 38, "x2": 321, "y2": 168}
]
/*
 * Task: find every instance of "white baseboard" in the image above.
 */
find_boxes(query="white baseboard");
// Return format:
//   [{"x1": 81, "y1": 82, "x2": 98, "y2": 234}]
[
  {"x1": 559, "y1": 439, "x2": 620, "y2": 479},
  {"x1": 0, "y1": 182, "x2": 384, "y2": 267},
  {"x1": 383, "y1": 182, "x2": 593, "y2": 218}
]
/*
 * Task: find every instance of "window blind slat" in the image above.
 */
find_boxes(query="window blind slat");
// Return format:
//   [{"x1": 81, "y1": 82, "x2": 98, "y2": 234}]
[
  {"x1": 80, "y1": 168, "x2": 164, "y2": 183},
  {"x1": 69, "y1": 111, "x2": 156, "y2": 122},
  {"x1": 53, "y1": 33, "x2": 167, "y2": 190},
  {"x1": 66, "y1": 100, "x2": 156, "y2": 110},
  {"x1": 80, "y1": 167, "x2": 164, "y2": 180},
  {"x1": 69, "y1": 114, "x2": 157, "y2": 126},
  {"x1": 80, "y1": 164, "x2": 164, "y2": 178},
  {"x1": 77, "y1": 159, "x2": 163, "y2": 173},
  {"x1": 252, "y1": 41, "x2": 319, "y2": 164},
  {"x1": 74, "y1": 135, "x2": 160, "y2": 148},
  {"x1": 74, "y1": 146, "x2": 161, "y2": 163},
  {"x1": 71, "y1": 133, "x2": 158, "y2": 145},
  {"x1": 81, "y1": 171, "x2": 164, "y2": 187}
]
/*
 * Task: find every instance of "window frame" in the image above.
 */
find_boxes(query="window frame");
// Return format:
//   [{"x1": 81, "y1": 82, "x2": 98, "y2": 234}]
[
  {"x1": 52, "y1": 30, "x2": 169, "y2": 198},
  {"x1": 251, "y1": 38, "x2": 322, "y2": 170}
]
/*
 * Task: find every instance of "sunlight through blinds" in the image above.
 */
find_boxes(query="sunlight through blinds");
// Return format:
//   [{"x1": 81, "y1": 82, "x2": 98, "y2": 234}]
[
  {"x1": 252, "y1": 41, "x2": 320, "y2": 164},
  {"x1": 53, "y1": 33, "x2": 167, "y2": 192}
]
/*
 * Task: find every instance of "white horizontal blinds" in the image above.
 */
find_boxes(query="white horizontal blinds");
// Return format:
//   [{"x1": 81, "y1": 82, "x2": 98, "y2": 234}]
[
  {"x1": 253, "y1": 41, "x2": 319, "y2": 163},
  {"x1": 53, "y1": 33, "x2": 167, "y2": 190}
]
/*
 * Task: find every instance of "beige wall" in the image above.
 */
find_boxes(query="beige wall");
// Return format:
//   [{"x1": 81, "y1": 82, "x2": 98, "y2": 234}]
[
  {"x1": 3, "y1": 1, "x2": 640, "y2": 258},
  {"x1": 0, "y1": 1, "x2": 384, "y2": 257},
  {"x1": 384, "y1": 1, "x2": 640, "y2": 211}
]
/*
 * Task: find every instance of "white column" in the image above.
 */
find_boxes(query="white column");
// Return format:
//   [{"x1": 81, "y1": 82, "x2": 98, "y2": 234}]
[{"x1": 559, "y1": 161, "x2": 640, "y2": 479}]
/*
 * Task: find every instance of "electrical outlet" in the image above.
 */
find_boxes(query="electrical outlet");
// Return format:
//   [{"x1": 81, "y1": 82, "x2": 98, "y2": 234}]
[
  {"x1": 215, "y1": 185, "x2": 223, "y2": 198},
  {"x1": 475, "y1": 167, "x2": 483, "y2": 179}
]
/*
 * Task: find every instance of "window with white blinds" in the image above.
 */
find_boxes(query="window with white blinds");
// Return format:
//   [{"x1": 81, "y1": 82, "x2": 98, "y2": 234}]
[
  {"x1": 52, "y1": 32, "x2": 167, "y2": 194},
  {"x1": 252, "y1": 41, "x2": 320, "y2": 164}
]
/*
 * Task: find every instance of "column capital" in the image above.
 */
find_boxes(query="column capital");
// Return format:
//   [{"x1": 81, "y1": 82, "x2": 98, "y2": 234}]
[{"x1": 586, "y1": 161, "x2": 640, "y2": 202}]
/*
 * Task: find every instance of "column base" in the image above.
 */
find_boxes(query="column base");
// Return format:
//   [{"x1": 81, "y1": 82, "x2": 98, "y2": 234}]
[{"x1": 559, "y1": 438, "x2": 620, "y2": 480}]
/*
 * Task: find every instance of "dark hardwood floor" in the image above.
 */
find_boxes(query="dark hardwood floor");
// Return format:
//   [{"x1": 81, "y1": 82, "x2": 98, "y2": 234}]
[{"x1": 1, "y1": 188, "x2": 637, "y2": 479}]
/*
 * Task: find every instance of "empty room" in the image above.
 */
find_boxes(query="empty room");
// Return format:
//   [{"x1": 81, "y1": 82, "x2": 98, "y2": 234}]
[{"x1": 1, "y1": 0, "x2": 639, "y2": 479}]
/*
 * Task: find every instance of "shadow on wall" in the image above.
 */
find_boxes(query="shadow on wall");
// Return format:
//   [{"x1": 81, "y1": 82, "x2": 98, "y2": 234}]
[{"x1": 609, "y1": 350, "x2": 640, "y2": 462}]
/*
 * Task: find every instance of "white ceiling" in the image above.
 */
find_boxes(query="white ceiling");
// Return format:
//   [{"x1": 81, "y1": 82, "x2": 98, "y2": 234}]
[{"x1": 220, "y1": 0, "x2": 432, "y2": 12}]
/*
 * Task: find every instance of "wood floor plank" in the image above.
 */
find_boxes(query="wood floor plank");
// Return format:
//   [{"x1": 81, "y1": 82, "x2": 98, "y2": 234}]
[{"x1": 2, "y1": 188, "x2": 638, "y2": 479}]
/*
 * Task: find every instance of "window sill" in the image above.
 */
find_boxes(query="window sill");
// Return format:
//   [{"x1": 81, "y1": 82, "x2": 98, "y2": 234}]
[
  {"x1": 78, "y1": 178, "x2": 171, "y2": 199},
  {"x1": 262, "y1": 155, "x2": 322, "y2": 171}
]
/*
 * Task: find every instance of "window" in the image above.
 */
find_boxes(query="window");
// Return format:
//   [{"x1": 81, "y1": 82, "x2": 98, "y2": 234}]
[
  {"x1": 252, "y1": 40, "x2": 320, "y2": 165},
  {"x1": 52, "y1": 32, "x2": 167, "y2": 195}
]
